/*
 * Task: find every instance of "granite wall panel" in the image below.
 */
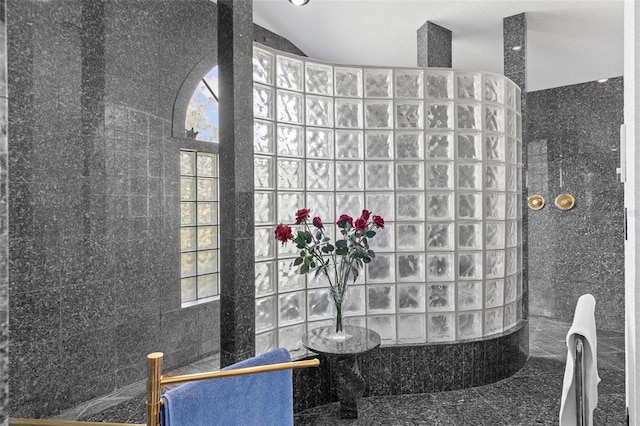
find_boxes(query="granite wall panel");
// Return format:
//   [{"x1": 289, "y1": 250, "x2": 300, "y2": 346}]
[
  {"x1": 527, "y1": 78, "x2": 624, "y2": 330},
  {"x1": 0, "y1": 0, "x2": 7, "y2": 422},
  {"x1": 417, "y1": 21, "x2": 452, "y2": 68}
]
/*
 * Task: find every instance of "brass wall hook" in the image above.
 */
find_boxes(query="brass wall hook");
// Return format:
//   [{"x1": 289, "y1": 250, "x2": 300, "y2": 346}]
[
  {"x1": 527, "y1": 195, "x2": 545, "y2": 210},
  {"x1": 555, "y1": 194, "x2": 575, "y2": 210}
]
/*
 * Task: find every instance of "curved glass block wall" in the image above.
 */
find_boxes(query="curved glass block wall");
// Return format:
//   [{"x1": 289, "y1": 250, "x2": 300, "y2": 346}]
[{"x1": 252, "y1": 44, "x2": 523, "y2": 356}]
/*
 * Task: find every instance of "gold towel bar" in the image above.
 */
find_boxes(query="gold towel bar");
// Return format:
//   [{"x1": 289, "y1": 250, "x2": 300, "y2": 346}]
[{"x1": 9, "y1": 419, "x2": 144, "y2": 426}]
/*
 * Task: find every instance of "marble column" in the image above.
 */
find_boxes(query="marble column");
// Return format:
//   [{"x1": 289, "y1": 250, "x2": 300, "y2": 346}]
[
  {"x1": 0, "y1": 0, "x2": 6, "y2": 421},
  {"x1": 417, "y1": 21, "x2": 452, "y2": 68},
  {"x1": 217, "y1": 0, "x2": 256, "y2": 367},
  {"x1": 503, "y1": 13, "x2": 528, "y2": 319}
]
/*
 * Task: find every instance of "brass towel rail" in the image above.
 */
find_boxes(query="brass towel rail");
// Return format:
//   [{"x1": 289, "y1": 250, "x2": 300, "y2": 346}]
[{"x1": 574, "y1": 335, "x2": 586, "y2": 426}]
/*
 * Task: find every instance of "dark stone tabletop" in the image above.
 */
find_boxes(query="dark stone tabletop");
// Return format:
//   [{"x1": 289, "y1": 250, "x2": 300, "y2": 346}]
[{"x1": 302, "y1": 325, "x2": 381, "y2": 356}]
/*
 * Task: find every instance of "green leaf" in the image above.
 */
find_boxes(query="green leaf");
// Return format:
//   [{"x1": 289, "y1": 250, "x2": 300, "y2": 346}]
[
  {"x1": 366, "y1": 230, "x2": 376, "y2": 238},
  {"x1": 293, "y1": 257, "x2": 303, "y2": 266},
  {"x1": 362, "y1": 256, "x2": 371, "y2": 263},
  {"x1": 300, "y1": 264, "x2": 309, "y2": 274},
  {"x1": 336, "y1": 247, "x2": 348, "y2": 256},
  {"x1": 335, "y1": 240, "x2": 348, "y2": 249}
]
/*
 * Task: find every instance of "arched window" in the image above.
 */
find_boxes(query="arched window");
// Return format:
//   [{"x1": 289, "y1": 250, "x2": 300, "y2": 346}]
[{"x1": 185, "y1": 66, "x2": 219, "y2": 142}]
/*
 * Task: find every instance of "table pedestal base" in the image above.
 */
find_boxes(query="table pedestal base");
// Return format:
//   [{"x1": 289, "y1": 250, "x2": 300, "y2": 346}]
[{"x1": 332, "y1": 354, "x2": 366, "y2": 419}]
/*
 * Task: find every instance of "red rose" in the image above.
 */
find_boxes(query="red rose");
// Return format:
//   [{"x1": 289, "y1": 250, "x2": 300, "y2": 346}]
[
  {"x1": 274, "y1": 223, "x2": 294, "y2": 244},
  {"x1": 312, "y1": 216, "x2": 323, "y2": 229},
  {"x1": 354, "y1": 217, "x2": 368, "y2": 232},
  {"x1": 336, "y1": 214, "x2": 353, "y2": 228},
  {"x1": 361, "y1": 209, "x2": 371, "y2": 220},
  {"x1": 372, "y1": 215, "x2": 385, "y2": 229},
  {"x1": 295, "y1": 208, "x2": 311, "y2": 225}
]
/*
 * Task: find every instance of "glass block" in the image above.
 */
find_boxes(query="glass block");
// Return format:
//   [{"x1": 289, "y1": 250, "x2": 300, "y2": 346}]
[
  {"x1": 486, "y1": 250, "x2": 505, "y2": 279},
  {"x1": 485, "y1": 134, "x2": 505, "y2": 161},
  {"x1": 255, "y1": 227, "x2": 275, "y2": 260},
  {"x1": 485, "y1": 164, "x2": 505, "y2": 191},
  {"x1": 397, "y1": 254, "x2": 425, "y2": 282},
  {"x1": 256, "y1": 261, "x2": 276, "y2": 296},
  {"x1": 396, "y1": 223, "x2": 424, "y2": 251},
  {"x1": 197, "y1": 153, "x2": 217, "y2": 178},
  {"x1": 336, "y1": 162, "x2": 364, "y2": 191},
  {"x1": 486, "y1": 194, "x2": 506, "y2": 220},
  {"x1": 181, "y1": 177, "x2": 195, "y2": 201},
  {"x1": 181, "y1": 252, "x2": 196, "y2": 277},
  {"x1": 485, "y1": 74, "x2": 504, "y2": 103},
  {"x1": 197, "y1": 178, "x2": 216, "y2": 201},
  {"x1": 396, "y1": 163, "x2": 424, "y2": 190},
  {"x1": 196, "y1": 250, "x2": 217, "y2": 275},
  {"x1": 336, "y1": 193, "x2": 363, "y2": 216},
  {"x1": 305, "y1": 62, "x2": 333, "y2": 95},
  {"x1": 278, "y1": 324, "x2": 306, "y2": 357},
  {"x1": 181, "y1": 202, "x2": 196, "y2": 226},
  {"x1": 506, "y1": 194, "x2": 518, "y2": 220},
  {"x1": 426, "y1": 253, "x2": 454, "y2": 282},
  {"x1": 458, "y1": 252, "x2": 482, "y2": 279},
  {"x1": 368, "y1": 223, "x2": 394, "y2": 252},
  {"x1": 427, "y1": 194, "x2": 453, "y2": 220},
  {"x1": 366, "y1": 163, "x2": 393, "y2": 190},
  {"x1": 307, "y1": 288, "x2": 332, "y2": 320},
  {"x1": 181, "y1": 277, "x2": 196, "y2": 302},
  {"x1": 425, "y1": 70, "x2": 453, "y2": 99},
  {"x1": 255, "y1": 330, "x2": 277, "y2": 356},
  {"x1": 506, "y1": 81, "x2": 517, "y2": 109},
  {"x1": 427, "y1": 223, "x2": 454, "y2": 250},
  {"x1": 507, "y1": 109, "x2": 517, "y2": 137},
  {"x1": 427, "y1": 163, "x2": 453, "y2": 190},
  {"x1": 457, "y1": 134, "x2": 482, "y2": 160},
  {"x1": 198, "y1": 274, "x2": 218, "y2": 298},
  {"x1": 278, "y1": 260, "x2": 305, "y2": 292},
  {"x1": 504, "y1": 302, "x2": 517, "y2": 330},
  {"x1": 198, "y1": 226, "x2": 218, "y2": 250},
  {"x1": 365, "y1": 132, "x2": 393, "y2": 159},
  {"x1": 516, "y1": 167, "x2": 522, "y2": 191},
  {"x1": 254, "y1": 120, "x2": 274, "y2": 154},
  {"x1": 276, "y1": 55, "x2": 303, "y2": 91},
  {"x1": 505, "y1": 275, "x2": 517, "y2": 304},
  {"x1": 506, "y1": 248, "x2": 518, "y2": 276},
  {"x1": 253, "y1": 84, "x2": 273, "y2": 119},
  {"x1": 517, "y1": 116, "x2": 523, "y2": 143},
  {"x1": 426, "y1": 133, "x2": 453, "y2": 159},
  {"x1": 485, "y1": 105, "x2": 504, "y2": 132},
  {"x1": 335, "y1": 67, "x2": 363, "y2": 97},
  {"x1": 277, "y1": 192, "x2": 303, "y2": 223},
  {"x1": 426, "y1": 103, "x2": 453, "y2": 129},
  {"x1": 485, "y1": 279, "x2": 504, "y2": 308},
  {"x1": 181, "y1": 227, "x2": 196, "y2": 252},
  {"x1": 398, "y1": 314, "x2": 426, "y2": 343},
  {"x1": 396, "y1": 193, "x2": 424, "y2": 220},
  {"x1": 457, "y1": 72, "x2": 481, "y2": 100},
  {"x1": 457, "y1": 164, "x2": 482, "y2": 190},
  {"x1": 366, "y1": 192, "x2": 395, "y2": 221},
  {"x1": 428, "y1": 313, "x2": 454, "y2": 342},
  {"x1": 395, "y1": 69, "x2": 423, "y2": 98},
  {"x1": 277, "y1": 159, "x2": 304, "y2": 190},
  {"x1": 180, "y1": 151, "x2": 195, "y2": 175},
  {"x1": 517, "y1": 273, "x2": 523, "y2": 298},
  {"x1": 457, "y1": 282, "x2": 482, "y2": 311},
  {"x1": 197, "y1": 202, "x2": 217, "y2": 225},
  {"x1": 366, "y1": 253, "x2": 395, "y2": 282},
  {"x1": 364, "y1": 69, "x2": 392, "y2": 97},
  {"x1": 365, "y1": 101, "x2": 393, "y2": 128},
  {"x1": 335, "y1": 130, "x2": 364, "y2": 159},
  {"x1": 506, "y1": 166, "x2": 517, "y2": 192},
  {"x1": 506, "y1": 221, "x2": 518, "y2": 247},
  {"x1": 306, "y1": 95, "x2": 333, "y2": 127},
  {"x1": 367, "y1": 315, "x2": 396, "y2": 344},
  {"x1": 276, "y1": 124, "x2": 303, "y2": 157},
  {"x1": 255, "y1": 192, "x2": 275, "y2": 225},
  {"x1": 252, "y1": 46, "x2": 273, "y2": 85},
  {"x1": 306, "y1": 192, "x2": 334, "y2": 222},
  {"x1": 396, "y1": 102, "x2": 423, "y2": 129},
  {"x1": 427, "y1": 283, "x2": 454, "y2": 312},
  {"x1": 486, "y1": 222, "x2": 505, "y2": 249},
  {"x1": 458, "y1": 223, "x2": 482, "y2": 250},
  {"x1": 335, "y1": 99, "x2": 363, "y2": 128},
  {"x1": 485, "y1": 308, "x2": 504, "y2": 335},
  {"x1": 457, "y1": 103, "x2": 481, "y2": 130},
  {"x1": 458, "y1": 311, "x2": 482, "y2": 340},
  {"x1": 343, "y1": 285, "x2": 366, "y2": 315},
  {"x1": 367, "y1": 285, "x2": 395, "y2": 313},
  {"x1": 506, "y1": 137, "x2": 517, "y2": 164},
  {"x1": 397, "y1": 283, "x2": 425, "y2": 312},
  {"x1": 254, "y1": 156, "x2": 274, "y2": 189},
  {"x1": 277, "y1": 90, "x2": 303, "y2": 124},
  {"x1": 256, "y1": 296, "x2": 276, "y2": 331},
  {"x1": 396, "y1": 132, "x2": 423, "y2": 159},
  {"x1": 307, "y1": 161, "x2": 334, "y2": 191},
  {"x1": 306, "y1": 128, "x2": 334, "y2": 158}
]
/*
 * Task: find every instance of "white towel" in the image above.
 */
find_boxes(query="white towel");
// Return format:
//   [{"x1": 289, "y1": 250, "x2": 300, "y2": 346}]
[{"x1": 559, "y1": 294, "x2": 601, "y2": 426}]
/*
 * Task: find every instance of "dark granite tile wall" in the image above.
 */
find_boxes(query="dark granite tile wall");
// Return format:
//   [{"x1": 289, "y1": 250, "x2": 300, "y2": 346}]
[
  {"x1": 0, "y1": 0, "x2": 7, "y2": 422},
  {"x1": 416, "y1": 21, "x2": 451, "y2": 68},
  {"x1": 527, "y1": 78, "x2": 624, "y2": 331}
]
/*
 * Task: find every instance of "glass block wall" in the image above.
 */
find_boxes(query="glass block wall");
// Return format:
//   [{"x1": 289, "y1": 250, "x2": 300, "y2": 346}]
[{"x1": 252, "y1": 45, "x2": 523, "y2": 356}]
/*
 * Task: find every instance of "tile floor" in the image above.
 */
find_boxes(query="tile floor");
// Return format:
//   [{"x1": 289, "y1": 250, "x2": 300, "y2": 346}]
[{"x1": 64, "y1": 316, "x2": 625, "y2": 425}]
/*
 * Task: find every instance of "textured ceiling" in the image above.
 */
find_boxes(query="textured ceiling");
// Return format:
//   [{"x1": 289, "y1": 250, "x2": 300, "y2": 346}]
[{"x1": 253, "y1": 0, "x2": 624, "y2": 92}]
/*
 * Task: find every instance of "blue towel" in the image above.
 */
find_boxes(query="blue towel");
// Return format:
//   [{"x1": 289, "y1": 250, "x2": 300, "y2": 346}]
[{"x1": 160, "y1": 348, "x2": 293, "y2": 426}]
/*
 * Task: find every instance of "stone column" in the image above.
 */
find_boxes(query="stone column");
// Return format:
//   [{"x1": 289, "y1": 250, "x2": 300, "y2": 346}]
[
  {"x1": 0, "y1": 0, "x2": 7, "y2": 421},
  {"x1": 503, "y1": 13, "x2": 528, "y2": 319},
  {"x1": 217, "y1": 0, "x2": 255, "y2": 366},
  {"x1": 417, "y1": 21, "x2": 452, "y2": 68}
]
